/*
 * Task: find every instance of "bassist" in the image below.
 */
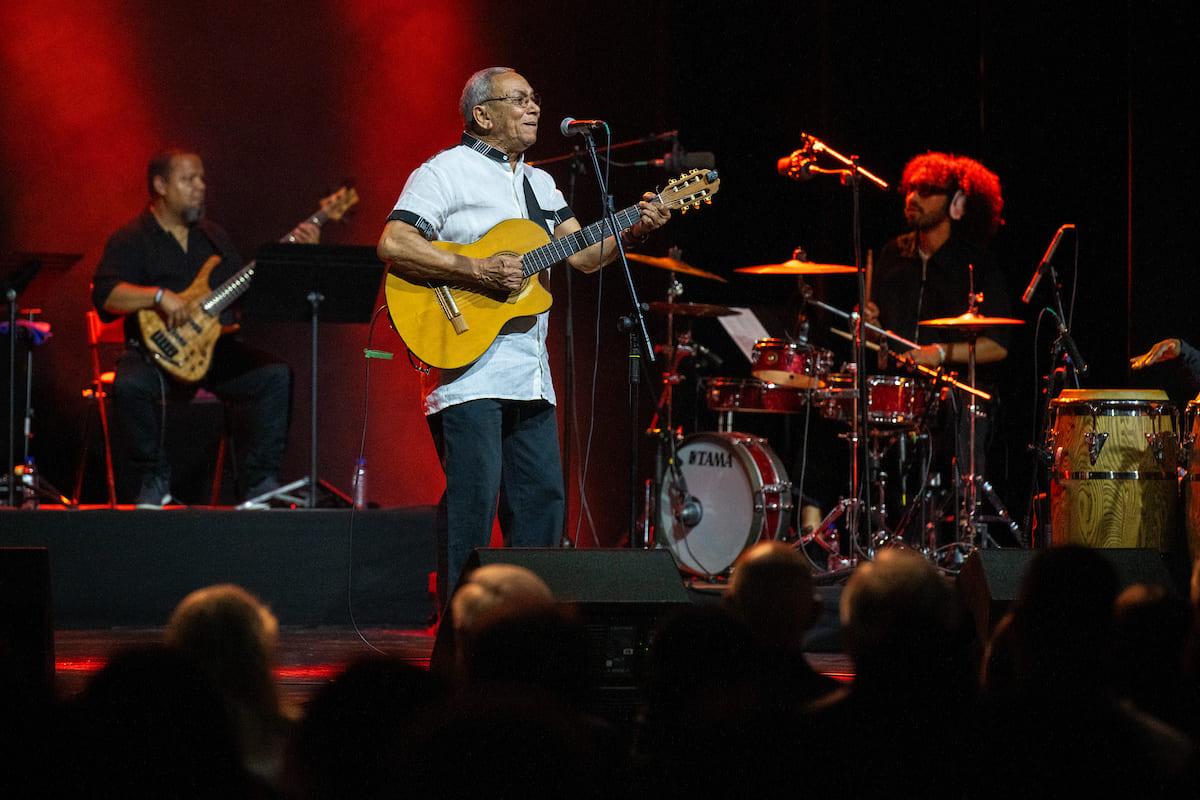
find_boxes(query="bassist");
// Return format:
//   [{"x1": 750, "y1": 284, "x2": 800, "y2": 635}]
[{"x1": 91, "y1": 149, "x2": 309, "y2": 507}]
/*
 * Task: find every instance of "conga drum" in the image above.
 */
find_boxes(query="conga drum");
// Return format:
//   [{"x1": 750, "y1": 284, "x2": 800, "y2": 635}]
[
  {"x1": 1185, "y1": 394, "x2": 1200, "y2": 567},
  {"x1": 1050, "y1": 389, "x2": 1179, "y2": 550}
]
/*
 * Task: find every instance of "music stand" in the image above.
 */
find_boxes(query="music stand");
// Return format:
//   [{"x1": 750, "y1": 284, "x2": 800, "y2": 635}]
[
  {"x1": 240, "y1": 244, "x2": 385, "y2": 508},
  {"x1": 2, "y1": 252, "x2": 81, "y2": 507}
]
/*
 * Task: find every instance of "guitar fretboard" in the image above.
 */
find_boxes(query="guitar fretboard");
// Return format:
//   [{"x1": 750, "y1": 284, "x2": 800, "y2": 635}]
[{"x1": 520, "y1": 205, "x2": 642, "y2": 277}]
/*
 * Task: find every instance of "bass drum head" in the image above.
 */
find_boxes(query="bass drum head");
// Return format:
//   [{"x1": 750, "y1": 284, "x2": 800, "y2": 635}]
[{"x1": 656, "y1": 432, "x2": 790, "y2": 578}]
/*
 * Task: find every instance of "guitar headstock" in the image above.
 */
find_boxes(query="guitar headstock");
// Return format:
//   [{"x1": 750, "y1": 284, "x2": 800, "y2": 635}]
[
  {"x1": 658, "y1": 169, "x2": 721, "y2": 214},
  {"x1": 320, "y1": 186, "x2": 360, "y2": 222}
]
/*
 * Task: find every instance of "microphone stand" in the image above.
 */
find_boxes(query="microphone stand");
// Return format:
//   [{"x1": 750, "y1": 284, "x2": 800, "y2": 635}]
[
  {"x1": 1024, "y1": 256, "x2": 1087, "y2": 547},
  {"x1": 560, "y1": 147, "x2": 585, "y2": 547},
  {"x1": 796, "y1": 134, "x2": 888, "y2": 563},
  {"x1": 575, "y1": 128, "x2": 656, "y2": 548}
]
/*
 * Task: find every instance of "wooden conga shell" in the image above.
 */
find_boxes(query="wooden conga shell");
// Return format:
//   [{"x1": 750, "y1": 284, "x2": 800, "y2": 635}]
[
  {"x1": 1185, "y1": 396, "x2": 1200, "y2": 567},
  {"x1": 1050, "y1": 389, "x2": 1179, "y2": 550}
]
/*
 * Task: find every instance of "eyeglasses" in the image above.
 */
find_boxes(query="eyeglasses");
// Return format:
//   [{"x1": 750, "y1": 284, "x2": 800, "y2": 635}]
[
  {"x1": 902, "y1": 183, "x2": 950, "y2": 198},
  {"x1": 483, "y1": 92, "x2": 541, "y2": 109}
]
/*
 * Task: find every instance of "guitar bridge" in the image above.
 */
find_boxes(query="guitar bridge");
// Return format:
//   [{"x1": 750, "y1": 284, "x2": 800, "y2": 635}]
[{"x1": 434, "y1": 285, "x2": 469, "y2": 334}]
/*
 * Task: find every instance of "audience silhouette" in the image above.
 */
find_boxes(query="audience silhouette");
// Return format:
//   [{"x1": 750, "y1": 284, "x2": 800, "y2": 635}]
[{"x1": 30, "y1": 545, "x2": 1200, "y2": 797}]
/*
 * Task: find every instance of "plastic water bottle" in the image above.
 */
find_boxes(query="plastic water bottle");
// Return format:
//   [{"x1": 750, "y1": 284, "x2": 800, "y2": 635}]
[
  {"x1": 21, "y1": 457, "x2": 38, "y2": 509},
  {"x1": 352, "y1": 458, "x2": 368, "y2": 509}
]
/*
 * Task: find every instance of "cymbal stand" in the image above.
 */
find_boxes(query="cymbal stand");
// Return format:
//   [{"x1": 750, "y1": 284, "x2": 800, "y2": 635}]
[
  {"x1": 779, "y1": 135, "x2": 891, "y2": 567},
  {"x1": 952, "y1": 293, "x2": 1022, "y2": 552},
  {"x1": 646, "y1": 273, "x2": 689, "y2": 436}
]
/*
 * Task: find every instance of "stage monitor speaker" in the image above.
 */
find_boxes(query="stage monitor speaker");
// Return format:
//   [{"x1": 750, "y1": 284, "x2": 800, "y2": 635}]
[
  {"x1": 0, "y1": 547, "x2": 54, "y2": 699},
  {"x1": 431, "y1": 548, "x2": 690, "y2": 722},
  {"x1": 958, "y1": 547, "x2": 1175, "y2": 645}
]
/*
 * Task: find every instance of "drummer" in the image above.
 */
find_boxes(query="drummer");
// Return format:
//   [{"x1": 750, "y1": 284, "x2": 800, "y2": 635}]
[
  {"x1": 862, "y1": 152, "x2": 1011, "y2": 495},
  {"x1": 862, "y1": 152, "x2": 1010, "y2": 370}
]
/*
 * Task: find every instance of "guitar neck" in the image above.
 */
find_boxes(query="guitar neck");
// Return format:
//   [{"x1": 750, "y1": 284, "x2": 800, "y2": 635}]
[
  {"x1": 520, "y1": 204, "x2": 642, "y2": 278},
  {"x1": 200, "y1": 205, "x2": 335, "y2": 316}
]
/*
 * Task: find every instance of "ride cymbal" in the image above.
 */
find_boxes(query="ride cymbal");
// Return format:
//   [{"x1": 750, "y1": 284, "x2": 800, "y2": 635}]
[
  {"x1": 918, "y1": 311, "x2": 1024, "y2": 329},
  {"x1": 734, "y1": 259, "x2": 857, "y2": 275}
]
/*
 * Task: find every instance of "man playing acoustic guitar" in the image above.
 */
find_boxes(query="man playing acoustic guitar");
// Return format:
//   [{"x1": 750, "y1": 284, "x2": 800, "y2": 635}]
[
  {"x1": 378, "y1": 67, "x2": 672, "y2": 608},
  {"x1": 91, "y1": 149, "x2": 316, "y2": 508}
]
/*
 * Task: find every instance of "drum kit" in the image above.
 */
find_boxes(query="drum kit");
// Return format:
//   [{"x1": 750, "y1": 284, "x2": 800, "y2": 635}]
[{"x1": 632, "y1": 250, "x2": 1029, "y2": 580}]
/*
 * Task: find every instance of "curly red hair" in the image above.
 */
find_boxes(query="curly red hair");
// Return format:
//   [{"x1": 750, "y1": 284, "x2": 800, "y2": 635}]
[{"x1": 901, "y1": 152, "x2": 1004, "y2": 242}]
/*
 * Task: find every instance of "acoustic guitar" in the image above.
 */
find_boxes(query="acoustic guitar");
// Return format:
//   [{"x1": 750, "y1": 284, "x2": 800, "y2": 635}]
[
  {"x1": 385, "y1": 168, "x2": 720, "y2": 370},
  {"x1": 138, "y1": 186, "x2": 358, "y2": 382}
]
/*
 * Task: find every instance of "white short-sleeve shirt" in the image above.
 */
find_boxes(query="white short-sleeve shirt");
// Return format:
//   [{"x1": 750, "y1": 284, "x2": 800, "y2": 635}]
[{"x1": 389, "y1": 135, "x2": 575, "y2": 415}]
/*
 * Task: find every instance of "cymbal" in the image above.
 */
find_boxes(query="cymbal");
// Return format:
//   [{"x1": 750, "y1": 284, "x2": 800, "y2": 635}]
[
  {"x1": 734, "y1": 259, "x2": 857, "y2": 275},
  {"x1": 627, "y1": 252, "x2": 727, "y2": 282},
  {"x1": 646, "y1": 301, "x2": 736, "y2": 317},
  {"x1": 919, "y1": 311, "x2": 1025, "y2": 329}
]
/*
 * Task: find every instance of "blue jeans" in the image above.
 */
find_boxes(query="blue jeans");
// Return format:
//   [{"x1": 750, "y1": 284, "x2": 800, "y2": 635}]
[{"x1": 427, "y1": 398, "x2": 564, "y2": 607}]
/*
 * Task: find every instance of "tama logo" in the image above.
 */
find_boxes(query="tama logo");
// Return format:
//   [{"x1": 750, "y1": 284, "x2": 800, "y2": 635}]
[{"x1": 688, "y1": 448, "x2": 734, "y2": 468}]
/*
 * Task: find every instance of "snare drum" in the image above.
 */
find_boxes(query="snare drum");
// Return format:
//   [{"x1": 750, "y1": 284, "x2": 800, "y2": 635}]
[
  {"x1": 705, "y1": 377, "x2": 809, "y2": 414},
  {"x1": 657, "y1": 432, "x2": 792, "y2": 578},
  {"x1": 820, "y1": 374, "x2": 933, "y2": 428},
  {"x1": 751, "y1": 339, "x2": 834, "y2": 388},
  {"x1": 1050, "y1": 389, "x2": 1180, "y2": 551}
]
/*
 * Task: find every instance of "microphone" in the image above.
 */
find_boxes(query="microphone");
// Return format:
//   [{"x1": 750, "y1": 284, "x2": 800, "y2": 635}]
[
  {"x1": 675, "y1": 495, "x2": 703, "y2": 527},
  {"x1": 777, "y1": 149, "x2": 817, "y2": 181},
  {"x1": 634, "y1": 151, "x2": 717, "y2": 170},
  {"x1": 1022, "y1": 223, "x2": 1074, "y2": 304},
  {"x1": 560, "y1": 117, "x2": 606, "y2": 137}
]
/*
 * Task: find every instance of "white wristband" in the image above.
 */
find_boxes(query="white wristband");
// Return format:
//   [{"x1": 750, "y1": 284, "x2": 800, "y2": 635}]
[
  {"x1": 935, "y1": 344, "x2": 947, "y2": 365},
  {"x1": 153, "y1": 287, "x2": 165, "y2": 306}
]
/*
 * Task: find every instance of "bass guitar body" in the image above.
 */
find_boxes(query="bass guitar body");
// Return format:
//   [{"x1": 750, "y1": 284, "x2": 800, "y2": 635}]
[{"x1": 136, "y1": 254, "x2": 225, "y2": 382}]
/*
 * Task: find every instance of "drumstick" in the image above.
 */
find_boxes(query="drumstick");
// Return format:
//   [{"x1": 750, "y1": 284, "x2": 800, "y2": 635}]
[
  {"x1": 831, "y1": 327, "x2": 880, "y2": 352},
  {"x1": 831, "y1": 328, "x2": 991, "y2": 401},
  {"x1": 865, "y1": 249, "x2": 874, "y2": 307}
]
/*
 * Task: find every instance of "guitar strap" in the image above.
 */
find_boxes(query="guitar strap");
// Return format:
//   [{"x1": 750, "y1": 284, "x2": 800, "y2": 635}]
[{"x1": 522, "y1": 174, "x2": 556, "y2": 235}]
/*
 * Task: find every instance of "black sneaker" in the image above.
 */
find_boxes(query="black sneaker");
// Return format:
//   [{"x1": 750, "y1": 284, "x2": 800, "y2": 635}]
[{"x1": 134, "y1": 474, "x2": 172, "y2": 509}]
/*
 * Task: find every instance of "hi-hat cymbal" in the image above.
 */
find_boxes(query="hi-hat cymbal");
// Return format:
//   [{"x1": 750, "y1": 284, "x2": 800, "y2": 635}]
[
  {"x1": 627, "y1": 252, "x2": 727, "y2": 282},
  {"x1": 734, "y1": 259, "x2": 857, "y2": 275},
  {"x1": 919, "y1": 311, "x2": 1025, "y2": 329},
  {"x1": 646, "y1": 301, "x2": 736, "y2": 317}
]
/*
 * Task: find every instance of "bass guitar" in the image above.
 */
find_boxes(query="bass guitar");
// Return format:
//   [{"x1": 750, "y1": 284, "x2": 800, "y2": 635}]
[
  {"x1": 385, "y1": 168, "x2": 720, "y2": 370},
  {"x1": 138, "y1": 185, "x2": 358, "y2": 382}
]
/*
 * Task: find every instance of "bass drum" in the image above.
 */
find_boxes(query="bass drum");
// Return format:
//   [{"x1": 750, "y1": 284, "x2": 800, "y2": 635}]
[
  {"x1": 1050, "y1": 389, "x2": 1179, "y2": 551},
  {"x1": 657, "y1": 432, "x2": 792, "y2": 578}
]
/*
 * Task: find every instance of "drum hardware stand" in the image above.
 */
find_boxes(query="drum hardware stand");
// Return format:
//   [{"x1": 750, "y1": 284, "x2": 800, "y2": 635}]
[
  {"x1": 919, "y1": 289, "x2": 1024, "y2": 553},
  {"x1": 3, "y1": 254, "x2": 80, "y2": 508},
  {"x1": 0, "y1": 307, "x2": 67, "y2": 508},
  {"x1": 643, "y1": 270, "x2": 717, "y2": 550}
]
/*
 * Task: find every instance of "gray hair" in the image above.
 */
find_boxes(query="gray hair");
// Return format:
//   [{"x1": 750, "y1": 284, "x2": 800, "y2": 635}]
[{"x1": 460, "y1": 67, "x2": 515, "y2": 132}]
